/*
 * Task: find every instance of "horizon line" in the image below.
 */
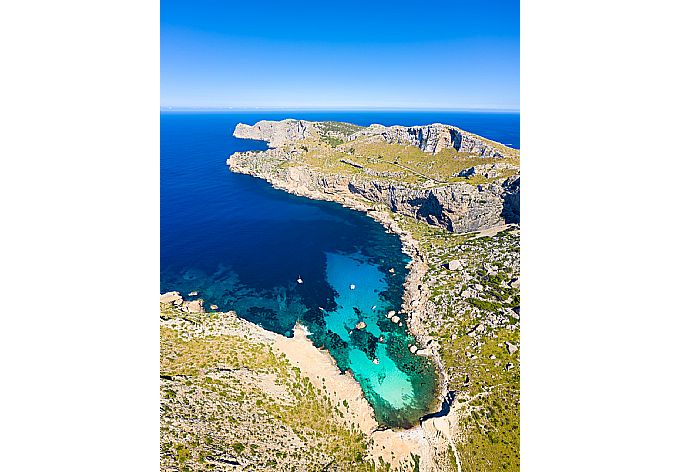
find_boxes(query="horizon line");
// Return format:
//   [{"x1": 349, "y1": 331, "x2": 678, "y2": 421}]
[{"x1": 160, "y1": 106, "x2": 520, "y2": 113}]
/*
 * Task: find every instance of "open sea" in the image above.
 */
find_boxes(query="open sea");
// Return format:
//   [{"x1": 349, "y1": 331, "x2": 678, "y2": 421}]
[{"x1": 160, "y1": 110, "x2": 519, "y2": 428}]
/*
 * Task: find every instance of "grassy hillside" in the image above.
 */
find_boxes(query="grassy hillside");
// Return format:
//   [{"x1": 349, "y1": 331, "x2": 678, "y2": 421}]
[{"x1": 160, "y1": 306, "x2": 386, "y2": 471}]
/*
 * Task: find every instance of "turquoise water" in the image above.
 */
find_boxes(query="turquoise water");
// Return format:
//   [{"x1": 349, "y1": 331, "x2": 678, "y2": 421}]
[
  {"x1": 323, "y1": 252, "x2": 415, "y2": 410},
  {"x1": 161, "y1": 110, "x2": 519, "y2": 428}
]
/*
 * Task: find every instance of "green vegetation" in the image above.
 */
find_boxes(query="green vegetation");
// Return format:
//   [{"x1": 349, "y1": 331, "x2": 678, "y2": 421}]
[
  {"x1": 232, "y1": 442, "x2": 245, "y2": 454},
  {"x1": 346, "y1": 142, "x2": 518, "y2": 184},
  {"x1": 316, "y1": 121, "x2": 364, "y2": 137},
  {"x1": 315, "y1": 121, "x2": 363, "y2": 148},
  {"x1": 211, "y1": 122, "x2": 521, "y2": 470},
  {"x1": 160, "y1": 310, "x2": 394, "y2": 471},
  {"x1": 410, "y1": 453, "x2": 421, "y2": 472},
  {"x1": 467, "y1": 298, "x2": 504, "y2": 312},
  {"x1": 242, "y1": 122, "x2": 520, "y2": 187},
  {"x1": 322, "y1": 136, "x2": 345, "y2": 147},
  {"x1": 394, "y1": 214, "x2": 520, "y2": 472}
]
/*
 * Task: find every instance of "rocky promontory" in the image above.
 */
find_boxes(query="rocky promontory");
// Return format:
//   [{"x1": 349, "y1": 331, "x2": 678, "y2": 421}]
[{"x1": 228, "y1": 119, "x2": 520, "y2": 233}]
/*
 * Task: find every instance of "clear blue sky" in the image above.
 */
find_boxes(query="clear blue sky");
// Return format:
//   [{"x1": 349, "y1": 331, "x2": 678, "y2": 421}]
[{"x1": 161, "y1": 0, "x2": 519, "y2": 110}]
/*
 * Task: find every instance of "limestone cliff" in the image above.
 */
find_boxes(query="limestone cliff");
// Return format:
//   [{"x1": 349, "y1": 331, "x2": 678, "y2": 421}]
[
  {"x1": 367, "y1": 123, "x2": 509, "y2": 157},
  {"x1": 234, "y1": 119, "x2": 513, "y2": 157},
  {"x1": 233, "y1": 119, "x2": 317, "y2": 147},
  {"x1": 228, "y1": 119, "x2": 520, "y2": 233}
]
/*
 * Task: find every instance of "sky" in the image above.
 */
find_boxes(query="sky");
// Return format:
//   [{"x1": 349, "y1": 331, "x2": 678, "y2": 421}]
[{"x1": 161, "y1": 0, "x2": 519, "y2": 110}]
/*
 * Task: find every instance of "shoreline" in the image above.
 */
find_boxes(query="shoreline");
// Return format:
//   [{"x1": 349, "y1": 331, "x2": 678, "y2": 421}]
[
  {"x1": 226, "y1": 159, "x2": 449, "y2": 424},
  {"x1": 161, "y1": 116, "x2": 520, "y2": 470},
  {"x1": 161, "y1": 298, "x2": 429, "y2": 469}
]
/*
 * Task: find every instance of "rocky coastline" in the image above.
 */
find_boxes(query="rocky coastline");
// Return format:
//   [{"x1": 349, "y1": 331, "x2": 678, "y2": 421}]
[
  {"x1": 160, "y1": 293, "x2": 444, "y2": 470},
  {"x1": 160, "y1": 119, "x2": 520, "y2": 471},
  {"x1": 226, "y1": 119, "x2": 521, "y2": 418},
  {"x1": 220, "y1": 120, "x2": 521, "y2": 469},
  {"x1": 228, "y1": 153, "x2": 449, "y2": 414}
]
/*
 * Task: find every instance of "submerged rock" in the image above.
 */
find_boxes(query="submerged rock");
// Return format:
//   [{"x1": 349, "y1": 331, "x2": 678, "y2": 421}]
[{"x1": 349, "y1": 329, "x2": 379, "y2": 361}]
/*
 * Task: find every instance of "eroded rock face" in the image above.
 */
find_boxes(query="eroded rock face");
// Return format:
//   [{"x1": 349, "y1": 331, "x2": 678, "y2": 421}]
[
  {"x1": 233, "y1": 119, "x2": 316, "y2": 147},
  {"x1": 234, "y1": 119, "x2": 511, "y2": 157},
  {"x1": 228, "y1": 120, "x2": 520, "y2": 233},
  {"x1": 160, "y1": 291, "x2": 183, "y2": 305},
  {"x1": 182, "y1": 299, "x2": 204, "y2": 313},
  {"x1": 347, "y1": 178, "x2": 510, "y2": 232},
  {"x1": 228, "y1": 155, "x2": 519, "y2": 233},
  {"x1": 377, "y1": 124, "x2": 506, "y2": 156}
]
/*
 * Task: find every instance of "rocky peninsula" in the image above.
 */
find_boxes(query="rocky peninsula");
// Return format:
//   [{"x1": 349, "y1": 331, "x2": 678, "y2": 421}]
[{"x1": 161, "y1": 119, "x2": 520, "y2": 471}]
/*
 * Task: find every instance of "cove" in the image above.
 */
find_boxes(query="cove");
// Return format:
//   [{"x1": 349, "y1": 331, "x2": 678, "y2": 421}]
[{"x1": 161, "y1": 111, "x2": 519, "y2": 427}]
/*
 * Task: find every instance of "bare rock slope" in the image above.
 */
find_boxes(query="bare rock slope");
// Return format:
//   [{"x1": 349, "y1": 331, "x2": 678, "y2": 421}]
[{"x1": 229, "y1": 119, "x2": 520, "y2": 233}]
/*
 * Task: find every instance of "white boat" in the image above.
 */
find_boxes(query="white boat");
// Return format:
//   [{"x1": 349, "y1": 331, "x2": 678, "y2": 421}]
[{"x1": 297, "y1": 276, "x2": 303, "y2": 284}]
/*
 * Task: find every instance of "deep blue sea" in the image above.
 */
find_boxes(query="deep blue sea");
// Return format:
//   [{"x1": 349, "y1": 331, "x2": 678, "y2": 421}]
[{"x1": 161, "y1": 110, "x2": 519, "y2": 427}]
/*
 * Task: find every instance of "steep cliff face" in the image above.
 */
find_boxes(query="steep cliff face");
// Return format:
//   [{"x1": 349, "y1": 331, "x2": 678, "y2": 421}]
[
  {"x1": 228, "y1": 119, "x2": 520, "y2": 233},
  {"x1": 233, "y1": 119, "x2": 316, "y2": 147},
  {"x1": 377, "y1": 124, "x2": 507, "y2": 157},
  {"x1": 346, "y1": 176, "x2": 517, "y2": 232},
  {"x1": 228, "y1": 153, "x2": 519, "y2": 233},
  {"x1": 234, "y1": 119, "x2": 514, "y2": 157}
]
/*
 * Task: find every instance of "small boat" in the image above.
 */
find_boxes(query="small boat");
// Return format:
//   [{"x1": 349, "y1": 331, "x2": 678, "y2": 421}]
[
  {"x1": 350, "y1": 284, "x2": 356, "y2": 290},
  {"x1": 297, "y1": 276, "x2": 303, "y2": 284}
]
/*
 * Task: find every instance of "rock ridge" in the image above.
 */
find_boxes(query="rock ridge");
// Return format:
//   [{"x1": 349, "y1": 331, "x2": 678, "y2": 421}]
[
  {"x1": 229, "y1": 119, "x2": 519, "y2": 233},
  {"x1": 234, "y1": 119, "x2": 512, "y2": 157}
]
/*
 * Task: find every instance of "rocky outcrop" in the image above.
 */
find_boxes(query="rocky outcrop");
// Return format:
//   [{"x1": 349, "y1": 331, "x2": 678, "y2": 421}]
[
  {"x1": 501, "y1": 176, "x2": 520, "y2": 225},
  {"x1": 375, "y1": 124, "x2": 507, "y2": 157},
  {"x1": 228, "y1": 153, "x2": 518, "y2": 233},
  {"x1": 234, "y1": 119, "x2": 514, "y2": 157},
  {"x1": 448, "y1": 260, "x2": 461, "y2": 271},
  {"x1": 228, "y1": 120, "x2": 520, "y2": 234},
  {"x1": 160, "y1": 291, "x2": 205, "y2": 313},
  {"x1": 160, "y1": 291, "x2": 183, "y2": 306},
  {"x1": 233, "y1": 119, "x2": 316, "y2": 147}
]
